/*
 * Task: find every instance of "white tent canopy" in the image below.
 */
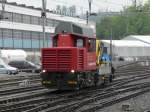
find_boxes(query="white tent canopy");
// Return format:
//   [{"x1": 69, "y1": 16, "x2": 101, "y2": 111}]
[
  {"x1": 101, "y1": 40, "x2": 150, "y2": 57},
  {"x1": 123, "y1": 35, "x2": 150, "y2": 44}
]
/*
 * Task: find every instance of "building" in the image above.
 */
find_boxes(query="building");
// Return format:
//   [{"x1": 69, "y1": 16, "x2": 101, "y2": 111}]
[
  {"x1": 123, "y1": 35, "x2": 150, "y2": 45},
  {"x1": 0, "y1": 2, "x2": 91, "y2": 51},
  {"x1": 102, "y1": 40, "x2": 150, "y2": 61},
  {"x1": 0, "y1": 1, "x2": 94, "y2": 62}
]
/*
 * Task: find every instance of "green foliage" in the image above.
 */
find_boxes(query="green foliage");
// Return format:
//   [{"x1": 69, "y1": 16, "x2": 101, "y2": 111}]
[{"x1": 96, "y1": 1, "x2": 150, "y2": 39}]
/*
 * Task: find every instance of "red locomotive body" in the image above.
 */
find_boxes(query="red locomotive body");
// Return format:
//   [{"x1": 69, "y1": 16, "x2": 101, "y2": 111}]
[
  {"x1": 41, "y1": 22, "x2": 98, "y2": 90},
  {"x1": 42, "y1": 34, "x2": 96, "y2": 72}
]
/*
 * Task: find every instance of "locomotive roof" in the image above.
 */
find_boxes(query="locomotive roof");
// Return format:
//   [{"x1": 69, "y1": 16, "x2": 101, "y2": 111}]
[{"x1": 55, "y1": 21, "x2": 95, "y2": 38}]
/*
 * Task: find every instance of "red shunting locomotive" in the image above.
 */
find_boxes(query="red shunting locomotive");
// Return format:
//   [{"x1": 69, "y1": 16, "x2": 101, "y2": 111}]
[{"x1": 41, "y1": 22, "x2": 111, "y2": 90}]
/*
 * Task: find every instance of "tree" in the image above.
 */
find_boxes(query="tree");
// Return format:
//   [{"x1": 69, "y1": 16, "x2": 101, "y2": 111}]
[
  {"x1": 62, "y1": 6, "x2": 67, "y2": 15},
  {"x1": 96, "y1": 0, "x2": 150, "y2": 39},
  {"x1": 71, "y1": 5, "x2": 76, "y2": 16},
  {"x1": 56, "y1": 5, "x2": 61, "y2": 14},
  {"x1": 69, "y1": 5, "x2": 76, "y2": 16}
]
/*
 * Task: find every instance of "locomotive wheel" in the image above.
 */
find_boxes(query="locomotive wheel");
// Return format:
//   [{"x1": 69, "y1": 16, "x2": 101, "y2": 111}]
[
  {"x1": 94, "y1": 73, "x2": 99, "y2": 87},
  {"x1": 102, "y1": 78, "x2": 106, "y2": 86},
  {"x1": 112, "y1": 74, "x2": 115, "y2": 79},
  {"x1": 76, "y1": 79, "x2": 84, "y2": 90},
  {"x1": 79, "y1": 80, "x2": 84, "y2": 89}
]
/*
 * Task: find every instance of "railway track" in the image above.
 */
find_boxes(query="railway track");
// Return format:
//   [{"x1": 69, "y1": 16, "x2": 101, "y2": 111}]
[
  {"x1": 79, "y1": 85, "x2": 150, "y2": 112},
  {"x1": 0, "y1": 69, "x2": 149, "y2": 112},
  {"x1": 0, "y1": 89, "x2": 74, "y2": 112},
  {"x1": 0, "y1": 74, "x2": 40, "y2": 86},
  {"x1": 115, "y1": 61, "x2": 150, "y2": 78},
  {"x1": 23, "y1": 76, "x2": 150, "y2": 112},
  {"x1": 41, "y1": 74, "x2": 150, "y2": 112},
  {"x1": 0, "y1": 84, "x2": 43, "y2": 96},
  {"x1": 0, "y1": 62, "x2": 150, "y2": 112},
  {"x1": 0, "y1": 75, "x2": 41, "y2": 89},
  {"x1": 116, "y1": 60, "x2": 149, "y2": 69},
  {"x1": 32, "y1": 65, "x2": 150, "y2": 112},
  {"x1": 116, "y1": 63, "x2": 149, "y2": 72},
  {"x1": 0, "y1": 88, "x2": 51, "y2": 105}
]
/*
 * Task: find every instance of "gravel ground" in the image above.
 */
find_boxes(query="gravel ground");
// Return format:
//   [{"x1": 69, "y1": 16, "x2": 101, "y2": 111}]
[
  {"x1": 96, "y1": 91, "x2": 150, "y2": 112},
  {"x1": 124, "y1": 77, "x2": 150, "y2": 86},
  {"x1": 97, "y1": 62, "x2": 150, "y2": 112},
  {"x1": 0, "y1": 61, "x2": 147, "y2": 112},
  {"x1": 0, "y1": 72, "x2": 39, "y2": 78}
]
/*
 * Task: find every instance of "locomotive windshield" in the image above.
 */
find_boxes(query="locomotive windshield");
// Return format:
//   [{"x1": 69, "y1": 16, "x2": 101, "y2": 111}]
[
  {"x1": 53, "y1": 35, "x2": 58, "y2": 47},
  {"x1": 76, "y1": 39, "x2": 83, "y2": 48},
  {"x1": 88, "y1": 38, "x2": 96, "y2": 52}
]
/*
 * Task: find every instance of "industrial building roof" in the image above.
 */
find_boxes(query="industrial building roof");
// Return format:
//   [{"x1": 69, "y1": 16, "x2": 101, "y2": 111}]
[
  {"x1": 102, "y1": 40, "x2": 150, "y2": 47},
  {"x1": 123, "y1": 35, "x2": 150, "y2": 45}
]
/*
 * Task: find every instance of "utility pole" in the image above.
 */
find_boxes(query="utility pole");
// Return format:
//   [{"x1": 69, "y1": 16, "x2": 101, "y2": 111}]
[
  {"x1": 110, "y1": 28, "x2": 113, "y2": 68},
  {"x1": 88, "y1": 0, "x2": 92, "y2": 14},
  {"x1": 41, "y1": 0, "x2": 47, "y2": 48},
  {"x1": 0, "y1": 0, "x2": 7, "y2": 20},
  {"x1": 86, "y1": 11, "x2": 89, "y2": 24},
  {"x1": 132, "y1": 0, "x2": 137, "y2": 8},
  {"x1": 86, "y1": 0, "x2": 93, "y2": 24},
  {"x1": 0, "y1": 0, "x2": 7, "y2": 52}
]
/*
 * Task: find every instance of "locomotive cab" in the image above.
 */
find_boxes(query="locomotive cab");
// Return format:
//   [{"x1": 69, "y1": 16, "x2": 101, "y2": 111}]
[{"x1": 53, "y1": 33, "x2": 86, "y2": 48}]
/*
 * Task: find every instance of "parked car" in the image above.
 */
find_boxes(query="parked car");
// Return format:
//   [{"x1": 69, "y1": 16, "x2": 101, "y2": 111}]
[
  {"x1": 8, "y1": 60, "x2": 41, "y2": 73},
  {"x1": 0, "y1": 62, "x2": 18, "y2": 75}
]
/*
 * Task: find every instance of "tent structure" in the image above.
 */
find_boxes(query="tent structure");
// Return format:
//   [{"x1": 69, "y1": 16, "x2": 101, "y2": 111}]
[{"x1": 101, "y1": 39, "x2": 150, "y2": 61}]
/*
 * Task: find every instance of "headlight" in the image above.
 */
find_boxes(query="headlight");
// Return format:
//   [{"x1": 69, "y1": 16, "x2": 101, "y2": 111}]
[
  {"x1": 42, "y1": 70, "x2": 46, "y2": 73},
  {"x1": 71, "y1": 70, "x2": 75, "y2": 73}
]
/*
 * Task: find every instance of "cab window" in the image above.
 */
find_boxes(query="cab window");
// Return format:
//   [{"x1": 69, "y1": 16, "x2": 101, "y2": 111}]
[
  {"x1": 53, "y1": 36, "x2": 58, "y2": 47},
  {"x1": 76, "y1": 39, "x2": 83, "y2": 48},
  {"x1": 88, "y1": 39, "x2": 96, "y2": 52}
]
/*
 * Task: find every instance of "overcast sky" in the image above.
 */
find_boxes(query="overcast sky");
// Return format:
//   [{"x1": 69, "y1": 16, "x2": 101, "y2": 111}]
[{"x1": 7, "y1": 0, "x2": 148, "y2": 14}]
